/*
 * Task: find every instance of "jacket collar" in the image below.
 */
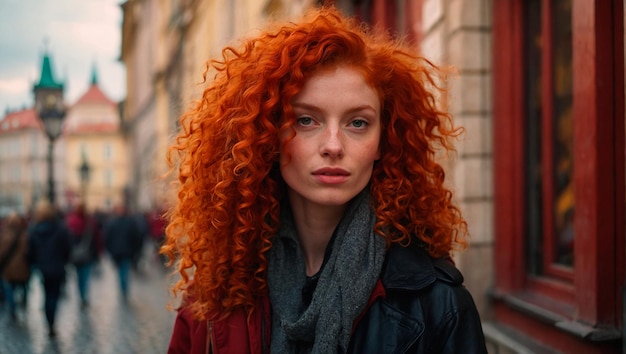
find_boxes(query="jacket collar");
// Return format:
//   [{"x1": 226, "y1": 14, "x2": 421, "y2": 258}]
[{"x1": 380, "y1": 243, "x2": 463, "y2": 291}]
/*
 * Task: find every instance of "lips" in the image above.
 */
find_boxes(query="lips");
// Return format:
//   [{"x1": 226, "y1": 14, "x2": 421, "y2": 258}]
[
  {"x1": 312, "y1": 167, "x2": 350, "y2": 184},
  {"x1": 312, "y1": 167, "x2": 350, "y2": 176}
]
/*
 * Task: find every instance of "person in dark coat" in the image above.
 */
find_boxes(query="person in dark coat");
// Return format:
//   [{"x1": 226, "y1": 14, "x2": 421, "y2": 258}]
[
  {"x1": 28, "y1": 200, "x2": 72, "y2": 338},
  {"x1": 104, "y1": 204, "x2": 143, "y2": 302}
]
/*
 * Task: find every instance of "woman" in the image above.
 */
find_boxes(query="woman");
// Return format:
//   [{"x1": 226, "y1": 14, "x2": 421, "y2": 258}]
[
  {"x1": 164, "y1": 7, "x2": 487, "y2": 354},
  {"x1": 28, "y1": 200, "x2": 72, "y2": 338}
]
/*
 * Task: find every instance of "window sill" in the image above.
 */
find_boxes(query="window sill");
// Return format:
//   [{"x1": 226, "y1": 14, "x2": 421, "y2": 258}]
[{"x1": 489, "y1": 289, "x2": 621, "y2": 342}]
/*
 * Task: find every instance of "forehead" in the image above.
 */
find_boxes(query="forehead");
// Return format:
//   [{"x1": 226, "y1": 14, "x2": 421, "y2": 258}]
[{"x1": 293, "y1": 65, "x2": 380, "y2": 106}]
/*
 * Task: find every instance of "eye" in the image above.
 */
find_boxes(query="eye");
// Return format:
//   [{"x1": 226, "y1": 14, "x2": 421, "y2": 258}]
[
  {"x1": 297, "y1": 116, "x2": 314, "y2": 126},
  {"x1": 350, "y1": 119, "x2": 368, "y2": 129}
]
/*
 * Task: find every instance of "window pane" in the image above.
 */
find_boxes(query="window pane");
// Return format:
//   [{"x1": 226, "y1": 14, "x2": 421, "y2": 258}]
[
  {"x1": 524, "y1": 0, "x2": 543, "y2": 275},
  {"x1": 524, "y1": 0, "x2": 574, "y2": 274},
  {"x1": 552, "y1": 0, "x2": 573, "y2": 267},
  {"x1": 105, "y1": 169, "x2": 113, "y2": 188},
  {"x1": 104, "y1": 143, "x2": 112, "y2": 160}
]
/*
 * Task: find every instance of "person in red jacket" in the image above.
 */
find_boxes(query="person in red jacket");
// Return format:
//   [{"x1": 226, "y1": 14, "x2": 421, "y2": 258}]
[
  {"x1": 65, "y1": 201, "x2": 100, "y2": 308},
  {"x1": 146, "y1": 206, "x2": 168, "y2": 267},
  {"x1": 163, "y1": 6, "x2": 487, "y2": 354}
]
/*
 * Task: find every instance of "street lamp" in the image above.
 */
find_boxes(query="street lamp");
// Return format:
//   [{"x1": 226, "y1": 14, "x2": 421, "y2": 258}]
[
  {"x1": 37, "y1": 96, "x2": 65, "y2": 204},
  {"x1": 33, "y1": 51, "x2": 66, "y2": 204},
  {"x1": 79, "y1": 153, "x2": 91, "y2": 202}
]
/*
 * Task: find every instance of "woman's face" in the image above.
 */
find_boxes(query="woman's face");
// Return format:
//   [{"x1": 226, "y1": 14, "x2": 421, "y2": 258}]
[{"x1": 280, "y1": 65, "x2": 381, "y2": 208}]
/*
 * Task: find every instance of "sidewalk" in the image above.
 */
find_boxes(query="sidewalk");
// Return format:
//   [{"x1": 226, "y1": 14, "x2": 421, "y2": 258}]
[{"x1": 0, "y1": 249, "x2": 177, "y2": 354}]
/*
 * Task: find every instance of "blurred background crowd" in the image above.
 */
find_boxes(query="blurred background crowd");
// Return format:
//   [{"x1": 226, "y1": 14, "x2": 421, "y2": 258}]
[{"x1": 0, "y1": 199, "x2": 167, "y2": 337}]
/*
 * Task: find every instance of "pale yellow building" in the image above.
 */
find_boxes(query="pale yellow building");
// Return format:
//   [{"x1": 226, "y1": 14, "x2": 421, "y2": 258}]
[
  {"x1": 120, "y1": 0, "x2": 172, "y2": 211},
  {"x1": 63, "y1": 68, "x2": 129, "y2": 213}
]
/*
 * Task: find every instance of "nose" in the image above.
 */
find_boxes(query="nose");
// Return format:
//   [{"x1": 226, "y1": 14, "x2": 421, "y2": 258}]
[{"x1": 320, "y1": 125, "x2": 344, "y2": 158}]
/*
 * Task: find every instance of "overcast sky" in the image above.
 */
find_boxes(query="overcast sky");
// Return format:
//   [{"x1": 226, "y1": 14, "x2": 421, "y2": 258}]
[{"x1": 0, "y1": 0, "x2": 125, "y2": 116}]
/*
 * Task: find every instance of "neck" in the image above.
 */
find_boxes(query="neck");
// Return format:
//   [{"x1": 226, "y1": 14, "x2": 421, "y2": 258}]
[{"x1": 288, "y1": 194, "x2": 347, "y2": 276}]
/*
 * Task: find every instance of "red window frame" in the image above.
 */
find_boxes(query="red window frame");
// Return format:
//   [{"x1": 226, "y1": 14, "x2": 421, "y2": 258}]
[
  {"x1": 345, "y1": 0, "x2": 422, "y2": 44},
  {"x1": 493, "y1": 0, "x2": 624, "y2": 352}
]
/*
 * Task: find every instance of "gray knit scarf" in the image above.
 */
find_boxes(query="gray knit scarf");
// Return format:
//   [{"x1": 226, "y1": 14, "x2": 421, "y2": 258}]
[{"x1": 267, "y1": 190, "x2": 386, "y2": 353}]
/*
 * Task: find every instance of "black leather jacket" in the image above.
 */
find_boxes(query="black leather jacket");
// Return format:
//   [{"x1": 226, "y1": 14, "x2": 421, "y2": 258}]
[{"x1": 348, "y1": 243, "x2": 488, "y2": 353}]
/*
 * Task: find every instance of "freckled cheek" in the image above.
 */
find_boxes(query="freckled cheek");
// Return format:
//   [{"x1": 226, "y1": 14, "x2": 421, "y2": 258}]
[
  {"x1": 360, "y1": 140, "x2": 381, "y2": 161},
  {"x1": 279, "y1": 140, "x2": 310, "y2": 167}
]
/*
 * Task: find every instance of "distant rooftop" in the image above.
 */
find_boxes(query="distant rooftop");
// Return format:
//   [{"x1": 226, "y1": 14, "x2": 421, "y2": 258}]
[
  {"x1": 75, "y1": 85, "x2": 117, "y2": 106},
  {"x1": 0, "y1": 108, "x2": 42, "y2": 134}
]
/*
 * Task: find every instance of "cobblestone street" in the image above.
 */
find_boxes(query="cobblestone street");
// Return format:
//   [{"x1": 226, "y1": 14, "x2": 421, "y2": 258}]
[{"x1": 0, "y1": 247, "x2": 178, "y2": 354}]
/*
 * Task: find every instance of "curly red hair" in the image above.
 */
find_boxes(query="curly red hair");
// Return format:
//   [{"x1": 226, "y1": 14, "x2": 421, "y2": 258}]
[{"x1": 162, "y1": 6, "x2": 468, "y2": 320}]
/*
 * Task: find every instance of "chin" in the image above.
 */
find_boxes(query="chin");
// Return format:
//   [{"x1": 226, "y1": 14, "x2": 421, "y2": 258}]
[
  {"x1": 313, "y1": 192, "x2": 359, "y2": 206},
  {"x1": 288, "y1": 186, "x2": 364, "y2": 208}
]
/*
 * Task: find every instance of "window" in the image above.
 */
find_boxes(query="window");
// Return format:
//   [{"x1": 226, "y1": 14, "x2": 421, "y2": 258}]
[
  {"x1": 493, "y1": 0, "x2": 623, "y2": 352},
  {"x1": 104, "y1": 169, "x2": 113, "y2": 188},
  {"x1": 9, "y1": 138, "x2": 17, "y2": 157},
  {"x1": 104, "y1": 143, "x2": 112, "y2": 161},
  {"x1": 30, "y1": 134, "x2": 38, "y2": 158},
  {"x1": 30, "y1": 164, "x2": 37, "y2": 183},
  {"x1": 10, "y1": 164, "x2": 20, "y2": 183}
]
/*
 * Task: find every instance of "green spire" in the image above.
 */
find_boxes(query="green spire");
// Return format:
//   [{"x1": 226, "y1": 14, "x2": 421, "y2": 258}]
[
  {"x1": 90, "y1": 62, "x2": 98, "y2": 86},
  {"x1": 34, "y1": 52, "x2": 64, "y2": 90}
]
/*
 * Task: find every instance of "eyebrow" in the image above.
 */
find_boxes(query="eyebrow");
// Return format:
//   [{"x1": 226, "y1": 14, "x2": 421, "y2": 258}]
[{"x1": 292, "y1": 102, "x2": 378, "y2": 115}]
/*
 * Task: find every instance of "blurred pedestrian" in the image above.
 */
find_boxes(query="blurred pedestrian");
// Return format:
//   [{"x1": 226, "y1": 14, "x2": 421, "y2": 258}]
[
  {"x1": 91, "y1": 208, "x2": 109, "y2": 276},
  {"x1": 27, "y1": 200, "x2": 72, "y2": 338},
  {"x1": 0, "y1": 214, "x2": 4, "y2": 308},
  {"x1": 104, "y1": 204, "x2": 143, "y2": 302},
  {"x1": 146, "y1": 206, "x2": 167, "y2": 267},
  {"x1": 0, "y1": 212, "x2": 30, "y2": 320},
  {"x1": 131, "y1": 211, "x2": 149, "y2": 272},
  {"x1": 65, "y1": 201, "x2": 100, "y2": 308}
]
